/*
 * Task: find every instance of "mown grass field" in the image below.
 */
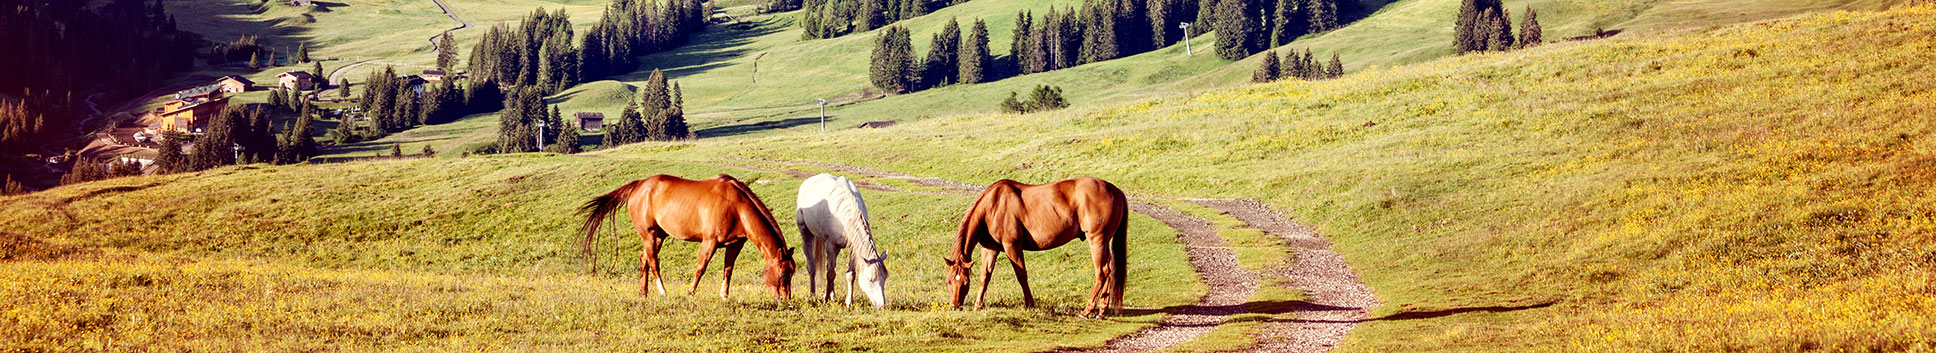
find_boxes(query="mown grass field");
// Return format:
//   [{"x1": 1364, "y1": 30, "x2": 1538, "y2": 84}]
[
  {"x1": 0, "y1": 157, "x2": 1201, "y2": 351},
  {"x1": 593, "y1": 4, "x2": 1936, "y2": 351}
]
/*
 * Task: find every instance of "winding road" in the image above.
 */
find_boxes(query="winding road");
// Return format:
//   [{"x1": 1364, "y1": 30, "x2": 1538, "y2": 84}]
[
  {"x1": 705, "y1": 159, "x2": 1380, "y2": 353},
  {"x1": 322, "y1": 0, "x2": 469, "y2": 97}
]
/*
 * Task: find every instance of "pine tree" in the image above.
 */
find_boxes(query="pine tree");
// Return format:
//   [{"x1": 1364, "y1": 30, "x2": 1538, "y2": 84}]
[
  {"x1": 1307, "y1": 0, "x2": 1337, "y2": 32},
  {"x1": 249, "y1": 51, "x2": 262, "y2": 70},
  {"x1": 1011, "y1": 11, "x2": 1033, "y2": 75},
  {"x1": 313, "y1": 62, "x2": 326, "y2": 84},
  {"x1": 961, "y1": 19, "x2": 992, "y2": 84},
  {"x1": 437, "y1": 32, "x2": 458, "y2": 71},
  {"x1": 1254, "y1": 50, "x2": 1280, "y2": 82},
  {"x1": 870, "y1": 26, "x2": 915, "y2": 93},
  {"x1": 1483, "y1": 8, "x2": 1513, "y2": 51},
  {"x1": 1518, "y1": 6, "x2": 1541, "y2": 49},
  {"x1": 1271, "y1": 0, "x2": 1304, "y2": 47},
  {"x1": 923, "y1": 18, "x2": 962, "y2": 88},
  {"x1": 1326, "y1": 52, "x2": 1343, "y2": 78},
  {"x1": 1213, "y1": 0, "x2": 1257, "y2": 60},
  {"x1": 154, "y1": 133, "x2": 186, "y2": 174},
  {"x1": 296, "y1": 43, "x2": 311, "y2": 63},
  {"x1": 391, "y1": 143, "x2": 403, "y2": 157},
  {"x1": 1454, "y1": 0, "x2": 1504, "y2": 53}
]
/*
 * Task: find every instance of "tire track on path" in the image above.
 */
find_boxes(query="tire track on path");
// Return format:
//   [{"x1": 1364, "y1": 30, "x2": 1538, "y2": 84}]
[{"x1": 322, "y1": 0, "x2": 467, "y2": 97}]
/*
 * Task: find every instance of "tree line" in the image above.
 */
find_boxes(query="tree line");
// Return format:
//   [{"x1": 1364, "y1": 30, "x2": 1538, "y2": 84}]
[
  {"x1": 465, "y1": 0, "x2": 708, "y2": 153},
  {"x1": 1454, "y1": 0, "x2": 1541, "y2": 53},
  {"x1": 1254, "y1": 48, "x2": 1342, "y2": 82},
  {"x1": 868, "y1": 18, "x2": 993, "y2": 94},
  {"x1": 788, "y1": 0, "x2": 969, "y2": 39}
]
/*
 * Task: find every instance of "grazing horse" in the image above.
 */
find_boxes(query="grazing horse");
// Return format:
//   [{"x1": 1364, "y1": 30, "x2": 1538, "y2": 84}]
[
  {"x1": 796, "y1": 173, "x2": 890, "y2": 308},
  {"x1": 579, "y1": 174, "x2": 796, "y2": 300},
  {"x1": 943, "y1": 177, "x2": 1129, "y2": 318}
]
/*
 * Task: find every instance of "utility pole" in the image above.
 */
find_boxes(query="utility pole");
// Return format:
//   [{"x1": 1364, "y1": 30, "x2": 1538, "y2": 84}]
[
  {"x1": 1180, "y1": 22, "x2": 1193, "y2": 56},
  {"x1": 534, "y1": 120, "x2": 547, "y2": 152},
  {"x1": 231, "y1": 143, "x2": 245, "y2": 164},
  {"x1": 817, "y1": 98, "x2": 828, "y2": 132}
]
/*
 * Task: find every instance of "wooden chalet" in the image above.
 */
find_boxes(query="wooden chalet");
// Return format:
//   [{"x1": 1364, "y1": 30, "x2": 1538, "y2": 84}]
[
  {"x1": 158, "y1": 85, "x2": 229, "y2": 133},
  {"x1": 277, "y1": 71, "x2": 317, "y2": 90},
  {"x1": 574, "y1": 112, "x2": 605, "y2": 131},
  {"x1": 215, "y1": 76, "x2": 255, "y2": 93}
]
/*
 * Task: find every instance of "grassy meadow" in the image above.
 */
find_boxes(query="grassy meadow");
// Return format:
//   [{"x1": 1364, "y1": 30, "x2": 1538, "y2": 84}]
[
  {"x1": 592, "y1": 4, "x2": 1936, "y2": 351},
  {"x1": 0, "y1": 156, "x2": 1202, "y2": 351}
]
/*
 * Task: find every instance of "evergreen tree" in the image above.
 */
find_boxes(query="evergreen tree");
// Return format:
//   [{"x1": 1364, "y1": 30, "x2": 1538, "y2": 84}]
[
  {"x1": 1254, "y1": 50, "x2": 1280, "y2": 82},
  {"x1": 423, "y1": 144, "x2": 437, "y2": 157},
  {"x1": 1078, "y1": 0, "x2": 1118, "y2": 64},
  {"x1": 313, "y1": 62, "x2": 326, "y2": 84},
  {"x1": 249, "y1": 52, "x2": 262, "y2": 70},
  {"x1": 154, "y1": 133, "x2": 186, "y2": 174},
  {"x1": 555, "y1": 121, "x2": 581, "y2": 153},
  {"x1": 961, "y1": 19, "x2": 992, "y2": 84},
  {"x1": 1271, "y1": 0, "x2": 1305, "y2": 47},
  {"x1": 296, "y1": 43, "x2": 311, "y2": 63},
  {"x1": 1213, "y1": 0, "x2": 1258, "y2": 60},
  {"x1": 1011, "y1": 11, "x2": 1034, "y2": 75},
  {"x1": 391, "y1": 143, "x2": 403, "y2": 157},
  {"x1": 436, "y1": 32, "x2": 458, "y2": 71},
  {"x1": 1454, "y1": 0, "x2": 1505, "y2": 53},
  {"x1": 1517, "y1": 6, "x2": 1541, "y2": 49},
  {"x1": 1326, "y1": 52, "x2": 1343, "y2": 78},
  {"x1": 1482, "y1": 8, "x2": 1513, "y2": 51},
  {"x1": 869, "y1": 26, "x2": 916, "y2": 93},
  {"x1": 1307, "y1": 0, "x2": 1337, "y2": 32},
  {"x1": 923, "y1": 18, "x2": 962, "y2": 88}
]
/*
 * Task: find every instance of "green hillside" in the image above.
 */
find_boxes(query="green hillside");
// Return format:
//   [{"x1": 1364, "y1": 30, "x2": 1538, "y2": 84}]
[{"x1": 322, "y1": 0, "x2": 1908, "y2": 158}]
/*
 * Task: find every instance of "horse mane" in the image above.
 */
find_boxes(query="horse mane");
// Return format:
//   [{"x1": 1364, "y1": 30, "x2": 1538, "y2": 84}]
[
  {"x1": 952, "y1": 180, "x2": 1019, "y2": 263},
  {"x1": 719, "y1": 175, "x2": 791, "y2": 255}
]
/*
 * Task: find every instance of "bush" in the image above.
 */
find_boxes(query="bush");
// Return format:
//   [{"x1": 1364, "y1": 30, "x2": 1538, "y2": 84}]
[{"x1": 999, "y1": 85, "x2": 1070, "y2": 114}]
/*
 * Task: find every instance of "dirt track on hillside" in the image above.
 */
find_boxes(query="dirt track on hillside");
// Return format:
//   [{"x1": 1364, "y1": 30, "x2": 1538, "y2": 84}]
[{"x1": 701, "y1": 159, "x2": 1377, "y2": 353}]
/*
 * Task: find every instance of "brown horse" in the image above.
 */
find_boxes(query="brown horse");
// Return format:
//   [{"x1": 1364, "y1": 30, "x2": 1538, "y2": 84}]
[
  {"x1": 943, "y1": 177, "x2": 1129, "y2": 318},
  {"x1": 579, "y1": 174, "x2": 796, "y2": 300}
]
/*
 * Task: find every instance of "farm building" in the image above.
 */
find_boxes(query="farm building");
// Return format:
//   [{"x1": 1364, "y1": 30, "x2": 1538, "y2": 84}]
[
  {"x1": 158, "y1": 87, "x2": 229, "y2": 133},
  {"x1": 575, "y1": 112, "x2": 605, "y2": 131},
  {"x1": 421, "y1": 70, "x2": 446, "y2": 82},
  {"x1": 215, "y1": 76, "x2": 254, "y2": 93},
  {"x1": 277, "y1": 71, "x2": 317, "y2": 90}
]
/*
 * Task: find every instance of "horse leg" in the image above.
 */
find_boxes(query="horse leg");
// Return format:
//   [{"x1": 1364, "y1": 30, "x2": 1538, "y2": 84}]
[
  {"x1": 800, "y1": 222, "x2": 820, "y2": 301},
  {"x1": 844, "y1": 252, "x2": 857, "y2": 307},
  {"x1": 646, "y1": 235, "x2": 668, "y2": 295},
  {"x1": 1004, "y1": 247, "x2": 1036, "y2": 309},
  {"x1": 689, "y1": 240, "x2": 718, "y2": 296},
  {"x1": 718, "y1": 243, "x2": 743, "y2": 298},
  {"x1": 973, "y1": 247, "x2": 999, "y2": 310},
  {"x1": 1082, "y1": 239, "x2": 1113, "y2": 318},
  {"x1": 821, "y1": 245, "x2": 839, "y2": 302}
]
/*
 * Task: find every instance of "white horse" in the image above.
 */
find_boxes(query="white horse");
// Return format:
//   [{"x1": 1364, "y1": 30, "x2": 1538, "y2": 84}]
[{"x1": 795, "y1": 173, "x2": 890, "y2": 308}]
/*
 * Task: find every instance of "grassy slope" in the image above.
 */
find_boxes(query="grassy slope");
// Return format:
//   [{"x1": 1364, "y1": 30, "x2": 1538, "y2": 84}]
[
  {"x1": 0, "y1": 156, "x2": 1200, "y2": 351},
  {"x1": 587, "y1": 5, "x2": 1936, "y2": 351},
  {"x1": 333, "y1": 0, "x2": 1908, "y2": 159}
]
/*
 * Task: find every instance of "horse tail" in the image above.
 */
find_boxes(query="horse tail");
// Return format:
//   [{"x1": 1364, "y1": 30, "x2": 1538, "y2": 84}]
[
  {"x1": 1109, "y1": 185, "x2": 1130, "y2": 311},
  {"x1": 579, "y1": 178, "x2": 648, "y2": 273}
]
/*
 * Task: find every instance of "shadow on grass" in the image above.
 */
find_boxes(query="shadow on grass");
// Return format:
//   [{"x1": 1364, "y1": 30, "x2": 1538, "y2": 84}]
[
  {"x1": 696, "y1": 116, "x2": 826, "y2": 138},
  {"x1": 618, "y1": 16, "x2": 790, "y2": 82}
]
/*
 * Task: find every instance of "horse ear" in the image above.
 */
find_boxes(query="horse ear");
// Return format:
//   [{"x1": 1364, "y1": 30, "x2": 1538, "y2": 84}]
[
  {"x1": 878, "y1": 250, "x2": 889, "y2": 261},
  {"x1": 943, "y1": 257, "x2": 955, "y2": 266},
  {"x1": 787, "y1": 247, "x2": 796, "y2": 256}
]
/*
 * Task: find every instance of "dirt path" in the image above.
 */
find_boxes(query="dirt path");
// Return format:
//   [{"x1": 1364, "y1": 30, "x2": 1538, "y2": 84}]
[
  {"x1": 426, "y1": 0, "x2": 470, "y2": 50},
  {"x1": 701, "y1": 159, "x2": 1373, "y2": 352},
  {"x1": 1192, "y1": 199, "x2": 1379, "y2": 353}
]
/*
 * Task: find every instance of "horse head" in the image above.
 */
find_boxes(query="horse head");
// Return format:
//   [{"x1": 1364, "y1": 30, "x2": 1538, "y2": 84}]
[
  {"x1": 943, "y1": 254, "x2": 972, "y2": 309},
  {"x1": 856, "y1": 250, "x2": 890, "y2": 308},
  {"x1": 765, "y1": 246, "x2": 796, "y2": 299}
]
